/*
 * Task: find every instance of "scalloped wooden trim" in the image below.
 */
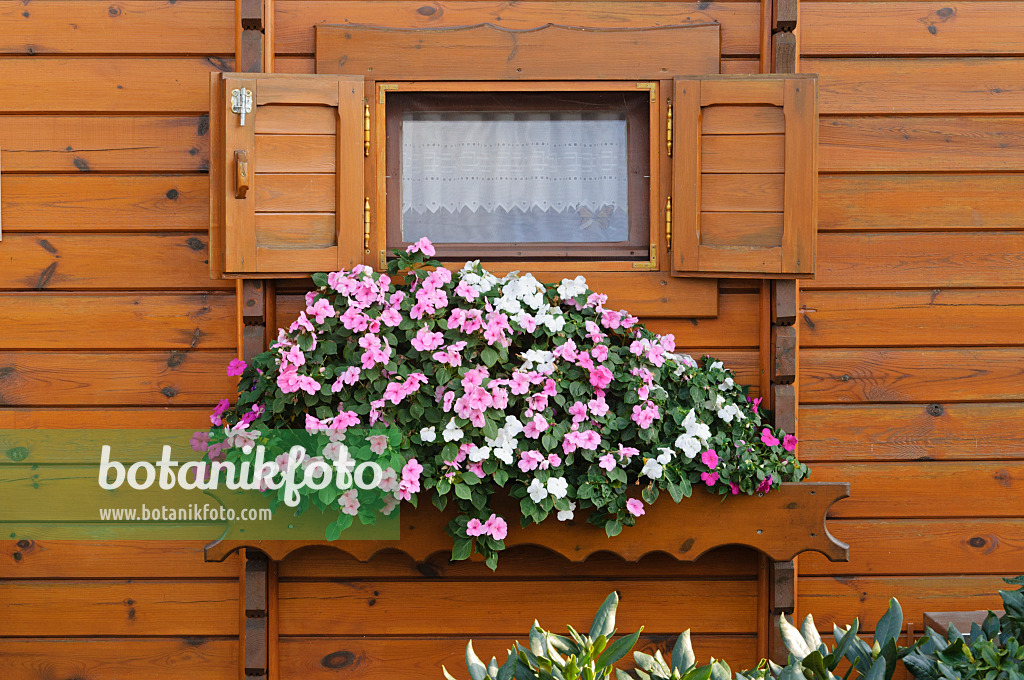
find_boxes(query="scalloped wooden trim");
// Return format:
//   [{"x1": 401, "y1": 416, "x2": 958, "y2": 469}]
[{"x1": 205, "y1": 482, "x2": 849, "y2": 564}]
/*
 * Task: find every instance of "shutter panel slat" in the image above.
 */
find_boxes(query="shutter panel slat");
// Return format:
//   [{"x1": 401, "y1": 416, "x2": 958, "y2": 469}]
[
  {"x1": 212, "y1": 73, "x2": 365, "y2": 276},
  {"x1": 671, "y1": 74, "x2": 817, "y2": 277}
]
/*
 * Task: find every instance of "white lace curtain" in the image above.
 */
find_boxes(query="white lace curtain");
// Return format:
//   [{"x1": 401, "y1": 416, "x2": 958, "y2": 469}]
[{"x1": 401, "y1": 112, "x2": 629, "y2": 216}]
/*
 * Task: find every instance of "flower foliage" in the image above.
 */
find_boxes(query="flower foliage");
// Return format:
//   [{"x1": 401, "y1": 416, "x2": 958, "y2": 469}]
[{"x1": 201, "y1": 240, "x2": 809, "y2": 568}]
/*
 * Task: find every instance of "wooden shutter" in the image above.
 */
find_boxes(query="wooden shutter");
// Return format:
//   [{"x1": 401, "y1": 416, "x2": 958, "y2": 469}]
[
  {"x1": 210, "y1": 73, "x2": 365, "y2": 276},
  {"x1": 671, "y1": 75, "x2": 817, "y2": 277}
]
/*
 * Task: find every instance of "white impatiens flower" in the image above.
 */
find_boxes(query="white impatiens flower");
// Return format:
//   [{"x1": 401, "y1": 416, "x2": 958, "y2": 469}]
[
  {"x1": 557, "y1": 501, "x2": 577, "y2": 522},
  {"x1": 419, "y1": 426, "x2": 436, "y2": 443},
  {"x1": 718, "y1": 377, "x2": 735, "y2": 391},
  {"x1": 521, "y1": 349, "x2": 556, "y2": 373},
  {"x1": 675, "y1": 435, "x2": 702, "y2": 459},
  {"x1": 717, "y1": 402, "x2": 744, "y2": 424},
  {"x1": 557, "y1": 275, "x2": 588, "y2": 300},
  {"x1": 642, "y1": 449, "x2": 675, "y2": 480},
  {"x1": 528, "y1": 478, "x2": 549, "y2": 503},
  {"x1": 468, "y1": 445, "x2": 490, "y2": 463},
  {"x1": 442, "y1": 418, "x2": 464, "y2": 443},
  {"x1": 710, "y1": 360, "x2": 724, "y2": 370},
  {"x1": 681, "y1": 410, "x2": 711, "y2": 441},
  {"x1": 493, "y1": 447, "x2": 514, "y2": 465},
  {"x1": 546, "y1": 477, "x2": 569, "y2": 499}
]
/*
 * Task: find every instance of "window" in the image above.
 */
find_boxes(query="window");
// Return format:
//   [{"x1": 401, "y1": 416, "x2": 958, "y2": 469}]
[{"x1": 384, "y1": 88, "x2": 650, "y2": 262}]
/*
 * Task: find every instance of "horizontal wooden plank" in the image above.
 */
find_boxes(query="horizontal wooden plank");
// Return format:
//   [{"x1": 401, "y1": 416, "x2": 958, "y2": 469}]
[
  {"x1": 820, "y1": 116, "x2": 1024, "y2": 172},
  {"x1": 278, "y1": 635, "x2": 759, "y2": 680},
  {"x1": 0, "y1": 0, "x2": 234, "y2": 54},
  {"x1": 278, "y1": 544, "x2": 759, "y2": 579},
  {"x1": 1, "y1": 175, "x2": 209, "y2": 231},
  {"x1": 278, "y1": 580, "x2": 758, "y2": 635},
  {"x1": 0, "y1": 233, "x2": 234, "y2": 290},
  {"x1": 802, "y1": 3, "x2": 1024, "y2": 56},
  {"x1": 799, "y1": 402, "x2": 1024, "y2": 462},
  {"x1": 819, "y1": 174, "x2": 1024, "y2": 231},
  {"x1": 808, "y1": 232, "x2": 1024, "y2": 289},
  {"x1": 721, "y1": 58, "x2": 761, "y2": 75},
  {"x1": 701, "y1": 134, "x2": 784, "y2": 173},
  {"x1": 0, "y1": 581, "x2": 238, "y2": 636},
  {"x1": 0, "y1": 407, "x2": 215, "y2": 429},
  {"x1": 0, "y1": 351, "x2": 239, "y2": 406},
  {"x1": 254, "y1": 134, "x2": 335, "y2": 173},
  {"x1": 0, "y1": 116, "x2": 208, "y2": 173},
  {"x1": 800, "y1": 348, "x2": 1024, "y2": 403},
  {"x1": 799, "y1": 576, "x2": 1012, "y2": 634},
  {"x1": 0, "y1": 57, "x2": 231, "y2": 112},
  {"x1": 255, "y1": 105, "x2": 336, "y2": 135},
  {"x1": 701, "y1": 213, "x2": 783, "y2": 248},
  {"x1": 702, "y1": 105, "x2": 785, "y2": 135},
  {"x1": 800, "y1": 290, "x2": 1024, "y2": 347},
  {"x1": 254, "y1": 173, "x2": 335, "y2": 213},
  {"x1": 702, "y1": 174, "x2": 784, "y2": 212},
  {"x1": 807, "y1": 58, "x2": 1024, "y2": 115},
  {"x1": 276, "y1": 1, "x2": 760, "y2": 55},
  {"x1": 256, "y1": 213, "x2": 336, "y2": 249},
  {"x1": 0, "y1": 293, "x2": 236, "y2": 349},
  {"x1": 0, "y1": 638, "x2": 236, "y2": 680},
  {"x1": 645, "y1": 293, "x2": 761, "y2": 348},
  {"x1": 0, "y1": 540, "x2": 239, "y2": 578},
  {"x1": 800, "y1": 519, "x2": 1024, "y2": 576},
  {"x1": 811, "y1": 462, "x2": 1024, "y2": 519}
]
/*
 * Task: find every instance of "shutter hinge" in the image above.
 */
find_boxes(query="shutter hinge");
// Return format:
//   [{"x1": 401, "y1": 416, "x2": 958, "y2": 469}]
[
  {"x1": 665, "y1": 196, "x2": 672, "y2": 251},
  {"x1": 378, "y1": 249, "x2": 387, "y2": 271},
  {"x1": 364, "y1": 102, "x2": 371, "y2": 157},
  {"x1": 666, "y1": 100, "x2": 673, "y2": 157},
  {"x1": 363, "y1": 198, "x2": 371, "y2": 253}
]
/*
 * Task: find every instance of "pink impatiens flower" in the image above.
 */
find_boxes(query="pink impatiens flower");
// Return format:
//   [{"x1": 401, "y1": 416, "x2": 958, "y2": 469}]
[
  {"x1": 306, "y1": 298, "x2": 336, "y2": 324},
  {"x1": 466, "y1": 518, "x2": 485, "y2": 537},
  {"x1": 411, "y1": 326, "x2": 444, "y2": 352},
  {"x1": 783, "y1": 434, "x2": 798, "y2": 452},
  {"x1": 701, "y1": 449, "x2": 719, "y2": 468},
  {"x1": 760, "y1": 428, "x2": 780, "y2": 447},
  {"x1": 226, "y1": 359, "x2": 247, "y2": 377},
  {"x1": 367, "y1": 434, "x2": 389, "y2": 454},
  {"x1": 626, "y1": 498, "x2": 645, "y2": 517},
  {"x1": 483, "y1": 514, "x2": 508, "y2": 541},
  {"x1": 598, "y1": 454, "x2": 616, "y2": 471},
  {"x1": 338, "y1": 489, "x2": 360, "y2": 516},
  {"x1": 700, "y1": 471, "x2": 719, "y2": 486}
]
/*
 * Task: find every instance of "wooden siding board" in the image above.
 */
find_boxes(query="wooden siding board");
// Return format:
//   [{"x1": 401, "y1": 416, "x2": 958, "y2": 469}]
[
  {"x1": 0, "y1": 407, "x2": 215, "y2": 429},
  {"x1": 0, "y1": 541, "x2": 239, "y2": 579}
]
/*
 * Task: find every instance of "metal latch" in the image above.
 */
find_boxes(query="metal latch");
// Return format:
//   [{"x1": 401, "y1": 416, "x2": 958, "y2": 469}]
[{"x1": 231, "y1": 87, "x2": 253, "y2": 126}]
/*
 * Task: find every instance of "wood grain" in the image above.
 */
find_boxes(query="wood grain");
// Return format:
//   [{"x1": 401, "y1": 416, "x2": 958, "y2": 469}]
[
  {"x1": 702, "y1": 174, "x2": 785, "y2": 212},
  {"x1": 818, "y1": 174, "x2": 1024, "y2": 231},
  {"x1": 0, "y1": 175, "x2": 209, "y2": 231},
  {"x1": 0, "y1": 57, "x2": 232, "y2": 112},
  {"x1": 0, "y1": 407, "x2": 215, "y2": 429},
  {"x1": 0, "y1": 351, "x2": 239, "y2": 405},
  {"x1": 0, "y1": 581, "x2": 238, "y2": 636},
  {"x1": 0, "y1": 0, "x2": 234, "y2": 54},
  {"x1": 800, "y1": 519, "x2": 1024, "y2": 576},
  {"x1": 277, "y1": 1, "x2": 760, "y2": 55},
  {"x1": 0, "y1": 293, "x2": 236, "y2": 349},
  {"x1": 254, "y1": 174, "x2": 335, "y2": 213},
  {"x1": 0, "y1": 638, "x2": 236, "y2": 680},
  {"x1": 277, "y1": 635, "x2": 759, "y2": 680},
  {"x1": 812, "y1": 462, "x2": 1024, "y2": 519},
  {"x1": 278, "y1": 580, "x2": 758, "y2": 635},
  {"x1": 800, "y1": 290, "x2": 1024, "y2": 347},
  {"x1": 0, "y1": 233, "x2": 234, "y2": 291},
  {"x1": 799, "y1": 403, "x2": 1024, "y2": 462},
  {"x1": 254, "y1": 134, "x2": 335, "y2": 173},
  {"x1": 820, "y1": 116, "x2": 1024, "y2": 172},
  {"x1": 807, "y1": 58, "x2": 1024, "y2": 114},
  {"x1": 808, "y1": 232, "x2": 1024, "y2": 289},
  {"x1": 801, "y1": 348, "x2": 1024, "y2": 403},
  {"x1": 0, "y1": 540, "x2": 239, "y2": 578},
  {"x1": 802, "y1": 3, "x2": 1024, "y2": 56}
]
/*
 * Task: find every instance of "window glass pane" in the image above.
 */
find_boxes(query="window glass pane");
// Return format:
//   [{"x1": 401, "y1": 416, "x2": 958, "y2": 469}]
[{"x1": 401, "y1": 111, "x2": 629, "y2": 244}]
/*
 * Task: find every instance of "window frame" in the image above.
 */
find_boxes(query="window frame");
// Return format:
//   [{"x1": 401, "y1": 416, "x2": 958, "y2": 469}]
[{"x1": 371, "y1": 80, "x2": 663, "y2": 274}]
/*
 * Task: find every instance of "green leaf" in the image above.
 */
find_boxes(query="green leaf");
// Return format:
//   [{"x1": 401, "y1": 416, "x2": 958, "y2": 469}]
[
  {"x1": 451, "y1": 537, "x2": 473, "y2": 562},
  {"x1": 672, "y1": 630, "x2": 696, "y2": 673},
  {"x1": 596, "y1": 627, "x2": 643, "y2": 668},
  {"x1": 311, "y1": 272, "x2": 329, "y2": 287},
  {"x1": 466, "y1": 641, "x2": 488, "y2": 680},
  {"x1": 780, "y1": 614, "x2": 813, "y2": 659},
  {"x1": 589, "y1": 592, "x2": 619, "y2": 640},
  {"x1": 604, "y1": 520, "x2": 623, "y2": 538},
  {"x1": 481, "y1": 347, "x2": 499, "y2": 367},
  {"x1": 874, "y1": 599, "x2": 904, "y2": 648}
]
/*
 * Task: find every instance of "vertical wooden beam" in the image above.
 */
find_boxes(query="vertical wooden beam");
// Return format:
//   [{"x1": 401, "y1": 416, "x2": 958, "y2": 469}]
[{"x1": 241, "y1": 549, "x2": 269, "y2": 679}]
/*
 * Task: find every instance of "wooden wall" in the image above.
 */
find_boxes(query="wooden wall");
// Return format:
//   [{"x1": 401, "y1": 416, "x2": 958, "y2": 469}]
[
  {"x1": 0, "y1": 1, "x2": 241, "y2": 677},
  {"x1": 795, "y1": 0, "x2": 1024, "y2": 636}
]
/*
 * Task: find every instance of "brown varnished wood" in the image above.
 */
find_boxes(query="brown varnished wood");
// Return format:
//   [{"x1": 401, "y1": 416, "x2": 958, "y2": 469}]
[
  {"x1": 316, "y1": 23, "x2": 721, "y2": 80},
  {"x1": 0, "y1": 351, "x2": 239, "y2": 405},
  {"x1": 800, "y1": 348, "x2": 1024, "y2": 404},
  {"x1": 205, "y1": 482, "x2": 849, "y2": 563},
  {"x1": 820, "y1": 116, "x2": 1024, "y2": 172},
  {"x1": 254, "y1": 135, "x2": 336, "y2": 174},
  {"x1": 254, "y1": 174, "x2": 335, "y2": 213},
  {"x1": 0, "y1": 176, "x2": 208, "y2": 231},
  {"x1": 800, "y1": 290, "x2": 1024, "y2": 348},
  {"x1": 0, "y1": 116, "x2": 209, "y2": 173},
  {"x1": 800, "y1": 518, "x2": 1024, "y2": 576},
  {"x1": 0, "y1": 540, "x2": 239, "y2": 579},
  {"x1": 0, "y1": 293, "x2": 236, "y2": 349},
  {"x1": 702, "y1": 134, "x2": 785, "y2": 173},
  {"x1": 0, "y1": 407, "x2": 215, "y2": 429},
  {"x1": 0, "y1": 581, "x2": 239, "y2": 636},
  {"x1": 0, "y1": 638, "x2": 237, "y2": 680},
  {"x1": 801, "y1": 3, "x2": 1024, "y2": 56},
  {"x1": 0, "y1": 232, "x2": 234, "y2": 290},
  {"x1": 276, "y1": 635, "x2": 760, "y2": 679},
  {"x1": 0, "y1": 58, "x2": 233, "y2": 113},
  {"x1": 809, "y1": 232, "x2": 1024, "y2": 289},
  {"x1": 799, "y1": 403, "x2": 1024, "y2": 463}
]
